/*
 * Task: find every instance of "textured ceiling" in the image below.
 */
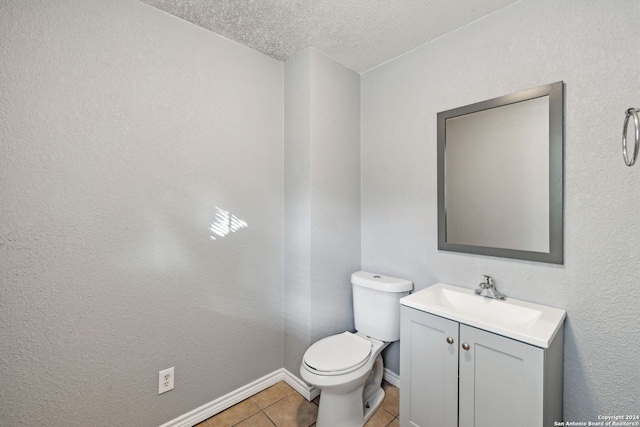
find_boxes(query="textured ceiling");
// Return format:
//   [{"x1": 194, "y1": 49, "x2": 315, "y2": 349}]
[{"x1": 139, "y1": 0, "x2": 520, "y2": 73}]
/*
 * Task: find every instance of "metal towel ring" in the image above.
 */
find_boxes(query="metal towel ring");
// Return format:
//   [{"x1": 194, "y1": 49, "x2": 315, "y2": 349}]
[{"x1": 623, "y1": 108, "x2": 640, "y2": 166}]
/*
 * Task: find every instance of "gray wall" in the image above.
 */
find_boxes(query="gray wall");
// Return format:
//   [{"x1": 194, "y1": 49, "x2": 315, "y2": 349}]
[
  {"x1": 361, "y1": 0, "x2": 640, "y2": 420},
  {"x1": 3, "y1": 0, "x2": 639, "y2": 424},
  {"x1": 0, "y1": 1, "x2": 283, "y2": 426},
  {"x1": 284, "y1": 49, "x2": 313, "y2": 382},
  {"x1": 284, "y1": 48, "x2": 361, "y2": 378}
]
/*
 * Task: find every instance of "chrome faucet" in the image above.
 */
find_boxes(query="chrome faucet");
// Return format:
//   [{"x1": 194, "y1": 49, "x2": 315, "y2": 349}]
[{"x1": 474, "y1": 275, "x2": 506, "y2": 300}]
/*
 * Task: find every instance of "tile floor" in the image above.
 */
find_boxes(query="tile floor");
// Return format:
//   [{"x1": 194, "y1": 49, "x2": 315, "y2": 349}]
[{"x1": 194, "y1": 380, "x2": 400, "y2": 427}]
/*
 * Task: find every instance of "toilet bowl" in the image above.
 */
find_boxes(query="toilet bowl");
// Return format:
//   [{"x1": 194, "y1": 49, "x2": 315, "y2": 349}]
[
  {"x1": 301, "y1": 331, "x2": 388, "y2": 426},
  {"x1": 300, "y1": 271, "x2": 413, "y2": 427}
]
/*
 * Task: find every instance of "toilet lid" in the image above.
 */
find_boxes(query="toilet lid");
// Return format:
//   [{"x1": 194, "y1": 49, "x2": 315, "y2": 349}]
[{"x1": 303, "y1": 332, "x2": 372, "y2": 374}]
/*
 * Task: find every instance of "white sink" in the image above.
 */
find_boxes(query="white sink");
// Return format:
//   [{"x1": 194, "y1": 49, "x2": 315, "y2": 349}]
[{"x1": 400, "y1": 283, "x2": 566, "y2": 348}]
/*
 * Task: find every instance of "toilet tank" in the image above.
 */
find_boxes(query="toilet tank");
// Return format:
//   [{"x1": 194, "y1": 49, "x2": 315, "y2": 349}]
[{"x1": 351, "y1": 271, "x2": 413, "y2": 342}]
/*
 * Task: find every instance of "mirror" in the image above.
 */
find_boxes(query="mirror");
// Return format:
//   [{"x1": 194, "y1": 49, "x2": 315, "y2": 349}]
[{"x1": 437, "y1": 81, "x2": 563, "y2": 264}]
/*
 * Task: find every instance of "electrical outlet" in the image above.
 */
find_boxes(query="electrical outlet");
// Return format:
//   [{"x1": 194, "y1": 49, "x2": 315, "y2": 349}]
[{"x1": 158, "y1": 367, "x2": 174, "y2": 394}]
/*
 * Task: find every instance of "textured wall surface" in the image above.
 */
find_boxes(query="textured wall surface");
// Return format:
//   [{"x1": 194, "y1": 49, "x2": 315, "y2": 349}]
[
  {"x1": 0, "y1": 0, "x2": 284, "y2": 426},
  {"x1": 284, "y1": 48, "x2": 361, "y2": 378},
  {"x1": 284, "y1": 49, "x2": 313, "y2": 377},
  {"x1": 307, "y1": 49, "x2": 361, "y2": 344},
  {"x1": 361, "y1": 0, "x2": 640, "y2": 420},
  {"x1": 4, "y1": 0, "x2": 639, "y2": 424}
]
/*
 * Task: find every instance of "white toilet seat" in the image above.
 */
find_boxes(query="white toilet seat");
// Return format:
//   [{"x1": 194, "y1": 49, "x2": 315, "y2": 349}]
[{"x1": 303, "y1": 332, "x2": 372, "y2": 376}]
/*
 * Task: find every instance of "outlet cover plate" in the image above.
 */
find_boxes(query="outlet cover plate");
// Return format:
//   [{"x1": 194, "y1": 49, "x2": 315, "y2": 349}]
[{"x1": 159, "y1": 367, "x2": 174, "y2": 394}]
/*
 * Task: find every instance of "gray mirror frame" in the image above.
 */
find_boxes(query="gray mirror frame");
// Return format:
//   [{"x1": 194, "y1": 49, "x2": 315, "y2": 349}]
[{"x1": 437, "y1": 81, "x2": 564, "y2": 264}]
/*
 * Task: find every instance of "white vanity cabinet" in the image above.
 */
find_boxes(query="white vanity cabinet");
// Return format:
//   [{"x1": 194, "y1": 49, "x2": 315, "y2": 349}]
[{"x1": 400, "y1": 305, "x2": 564, "y2": 427}]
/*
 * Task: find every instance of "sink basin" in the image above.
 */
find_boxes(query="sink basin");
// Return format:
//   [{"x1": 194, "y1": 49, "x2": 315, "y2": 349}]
[
  {"x1": 400, "y1": 283, "x2": 566, "y2": 348},
  {"x1": 439, "y1": 288, "x2": 543, "y2": 326}
]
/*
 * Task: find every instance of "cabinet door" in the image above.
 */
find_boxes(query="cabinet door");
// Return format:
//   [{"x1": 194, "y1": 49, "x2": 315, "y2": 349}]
[
  {"x1": 400, "y1": 307, "x2": 458, "y2": 427},
  {"x1": 459, "y1": 325, "x2": 544, "y2": 427}
]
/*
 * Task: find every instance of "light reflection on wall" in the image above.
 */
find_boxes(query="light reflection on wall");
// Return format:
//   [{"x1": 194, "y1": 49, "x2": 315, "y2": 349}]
[{"x1": 209, "y1": 207, "x2": 248, "y2": 240}]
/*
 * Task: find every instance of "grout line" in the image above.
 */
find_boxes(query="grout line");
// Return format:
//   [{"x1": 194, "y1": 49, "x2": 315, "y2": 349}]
[
  {"x1": 260, "y1": 410, "x2": 277, "y2": 427},
  {"x1": 204, "y1": 380, "x2": 397, "y2": 427}
]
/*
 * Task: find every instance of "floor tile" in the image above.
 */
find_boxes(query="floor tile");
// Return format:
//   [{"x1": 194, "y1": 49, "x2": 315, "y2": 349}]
[
  {"x1": 381, "y1": 382, "x2": 399, "y2": 416},
  {"x1": 252, "y1": 381, "x2": 296, "y2": 409},
  {"x1": 263, "y1": 393, "x2": 318, "y2": 427},
  {"x1": 236, "y1": 411, "x2": 276, "y2": 427},
  {"x1": 207, "y1": 398, "x2": 261, "y2": 427},
  {"x1": 365, "y1": 408, "x2": 395, "y2": 427},
  {"x1": 386, "y1": 418, "x2": 400, "y2": 427},
  {"x1": 192, "y1": 381, "x2": 399, "y2": 427}
]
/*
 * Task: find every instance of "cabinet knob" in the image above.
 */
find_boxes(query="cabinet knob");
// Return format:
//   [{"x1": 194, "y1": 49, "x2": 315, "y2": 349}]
[
  {"x1": 462, "y1": 343, "x2": 470, "y2": 351},
  {"x1": 446, "y1": 336, "x2": 454, "y2": 344}
]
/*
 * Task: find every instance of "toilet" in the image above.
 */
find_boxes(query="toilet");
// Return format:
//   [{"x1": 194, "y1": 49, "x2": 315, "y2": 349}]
[{"x1": 300, "y1": 271, "x2": 413, "y2": 427}]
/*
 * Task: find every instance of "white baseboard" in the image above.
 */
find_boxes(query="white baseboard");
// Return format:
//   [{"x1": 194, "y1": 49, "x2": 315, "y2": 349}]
[
  {"x1": 383, "y1": 368, "x2": 400, "y2": 388},
  {"x1": 160, "y1": 367, "x2": 399, "y2": 427},
  {"x1": 160, "y1": 369, "x2": 284, "y2": 427},
  {"x1": 279, "y1": 368, "x2": 321, "y2": 401},
  {"x1": 159, "y1": 369, "x2": 294, "y2": 427}
]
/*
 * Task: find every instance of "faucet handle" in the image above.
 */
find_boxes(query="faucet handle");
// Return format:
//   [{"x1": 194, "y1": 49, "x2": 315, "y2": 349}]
[{"x1": 477, "y1": 275, "x2": 506, "y2": 300}]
